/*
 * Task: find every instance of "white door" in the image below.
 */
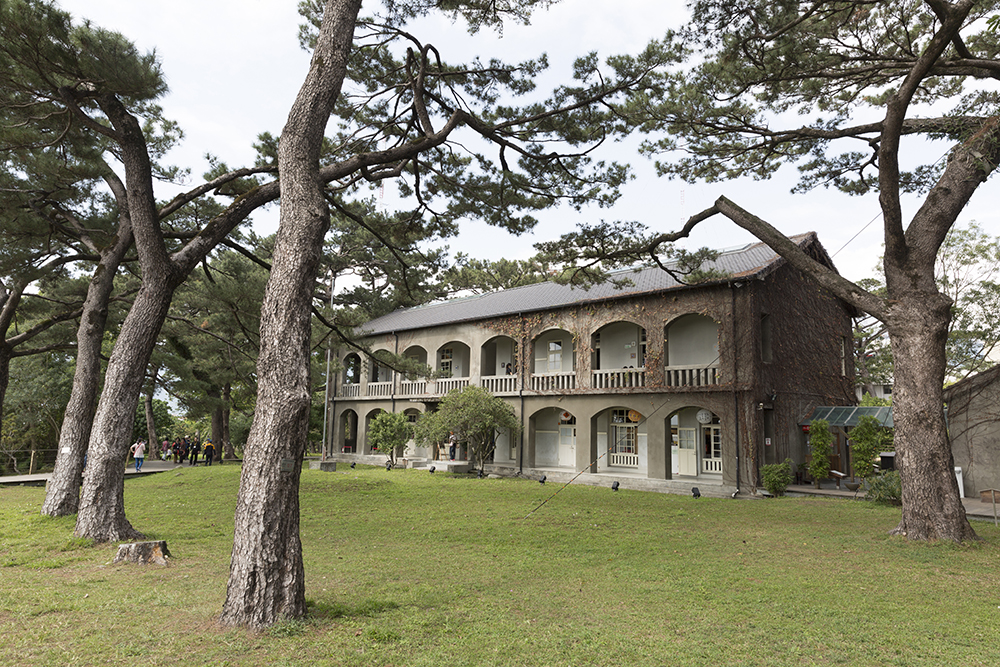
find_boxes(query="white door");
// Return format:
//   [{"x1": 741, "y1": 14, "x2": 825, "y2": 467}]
[
  {"x1": 558, "y1": 426, "x2": 576, "y2": 467},
  {"x1": 678, "y1": 427, "x2": 697, "y2": 476},
  {"x1": 702, "y1": 425, "x2": 723, "y2": 473}
]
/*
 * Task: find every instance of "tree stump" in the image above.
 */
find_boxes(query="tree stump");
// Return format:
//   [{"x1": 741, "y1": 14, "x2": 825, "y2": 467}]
[{"x1": 113, "y1": 541, "x2": 171, "y2": 566}]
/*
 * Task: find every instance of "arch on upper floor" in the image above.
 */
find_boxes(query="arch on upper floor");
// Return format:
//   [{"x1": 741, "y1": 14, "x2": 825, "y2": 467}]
[
  {"x1": 435, "y1": 341, "x2": 470, "y2": 378},
  {"x1": 591, "y1": 320, "x2": 647, "y2": 389},
  {"x1": 663, "y1": 314, "x2": 721, "y2": 387},
  {"x1": 530, "y1": 328, "x2": 576, "y2": 391},
  {"x1": 480, "y1": 335, "x2": 518, "y2": 377}
]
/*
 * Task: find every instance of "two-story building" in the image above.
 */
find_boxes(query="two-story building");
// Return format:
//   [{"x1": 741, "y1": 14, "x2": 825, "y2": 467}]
[{"x1": 327, "y1": 233, "x2": 856, "y2": 497}]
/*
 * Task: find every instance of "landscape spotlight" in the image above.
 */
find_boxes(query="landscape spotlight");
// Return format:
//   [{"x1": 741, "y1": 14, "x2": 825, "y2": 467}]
[
  {"x1": 350, "y1": 462, "x2": 356, "y2": 469},
  {"x1": 429, "y1": 466, "x2": 436, "y2": 473},
  {"x1": 692, "y1": 487, "x2": 701, "y2": 499},
  {"x1": 611, "y1": 481, "x2": 620, "y2": 491},
  {"x1": 478, "y1": 470, "x2": 485, "y2": 479},
  {"x1": 539, "y1": 475, "x2": 547, "y2": 484},
  {"x1": 385, "y1": 460, "x2": 392, "y2": 471}
]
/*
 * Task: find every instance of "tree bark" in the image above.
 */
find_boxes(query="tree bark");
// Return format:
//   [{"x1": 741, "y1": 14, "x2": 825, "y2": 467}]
[
  {"x1": 220, "y1": 0, "x2": 362, "y2": 629},
  {"x1": 222, "y1": 382, "x2": 233, "y2": 462},
  {"x1": 42, "y1": 222, "x2": 133, "y2": 517},
  {"x1": 885, "y1": 296, "x2": 977, "y2": 541}
]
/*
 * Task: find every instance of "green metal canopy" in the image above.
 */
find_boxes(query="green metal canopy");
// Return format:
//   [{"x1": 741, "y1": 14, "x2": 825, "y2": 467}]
[{"x1": 800, "y1": 406, "x2": 893, "y2": 428}]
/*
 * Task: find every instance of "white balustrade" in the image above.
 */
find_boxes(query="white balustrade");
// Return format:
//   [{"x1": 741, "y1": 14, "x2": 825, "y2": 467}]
[
  {"x1": 664, "y1": 365, "x2": 720, "y2": 387},
  {"x1": 592, "y1": 368, "x2": 645, "y2": 389},
  {"x1": 530, "y1": 372, "x2": 577, "y2": 391}
]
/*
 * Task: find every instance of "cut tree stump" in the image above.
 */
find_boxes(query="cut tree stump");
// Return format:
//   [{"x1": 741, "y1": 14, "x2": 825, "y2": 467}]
[{"x1": 113, "y1": 541, "x2": 171, "y2": 566}]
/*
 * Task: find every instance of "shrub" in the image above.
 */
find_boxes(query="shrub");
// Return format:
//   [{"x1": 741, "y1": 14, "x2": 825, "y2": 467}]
[
  {"x1": 808, "y1": 418, "x2": 833, "y2": 487},
  {"x1": 865, "y1": 470, "x2": 902, "y2": 505},
  {"x1": 761, "y1": 458, "x2": 794, "y2": 496}
]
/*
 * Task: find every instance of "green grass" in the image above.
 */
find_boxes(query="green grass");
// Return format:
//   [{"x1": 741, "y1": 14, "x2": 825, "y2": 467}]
[{"x1": 2, "y1": 465, "x2": 1000, "y2": 666}]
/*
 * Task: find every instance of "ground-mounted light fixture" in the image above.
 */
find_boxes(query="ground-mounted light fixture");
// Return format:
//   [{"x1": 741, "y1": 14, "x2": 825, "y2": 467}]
[
  {"x1": 539, "y1": 475, "x2": 547, "y2": 484},
  {"x1": 692, "y1": 487, "x2": 701, "y2": 498},
  {"x1": 428, "y1": 466, "x2": 436, "y2": 473},
  {"x1": 350, "y1": 462, "x2": 356, "y2": 469},
  {"x1": 611, "y1": 481, "x2": 620, "y2": 491},
  {"x1": 385, "y1": 460, "x2": 392, "y2": 471}
]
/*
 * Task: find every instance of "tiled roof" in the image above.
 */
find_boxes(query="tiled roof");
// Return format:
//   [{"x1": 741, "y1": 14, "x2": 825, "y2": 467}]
[{"x1": 358, "y1": 233, "x2": 823, "y2": 336}]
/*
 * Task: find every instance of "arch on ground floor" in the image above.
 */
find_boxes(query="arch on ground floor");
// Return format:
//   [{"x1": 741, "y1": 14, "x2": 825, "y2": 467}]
[
  {"x1": 666, "y1": 405, "x2": 724, "y2": 478},
  {"x1": 338, "y1": 409, "x2": 358, "y2": 453},
  {"x1": 527, "y1": 406, "x2": 578, "y2": 469}
]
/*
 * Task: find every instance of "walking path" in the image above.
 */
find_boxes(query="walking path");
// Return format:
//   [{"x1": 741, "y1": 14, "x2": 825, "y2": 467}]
[
  {"x1": 787, "y1": 482, "x2": 1000, "y2": 522},
  {"x1": 0, "y1": 459, "x2": 192, "y2": 487}
]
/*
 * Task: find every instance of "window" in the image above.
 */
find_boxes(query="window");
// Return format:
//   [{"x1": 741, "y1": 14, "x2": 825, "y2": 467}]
[
  {"x1": 610, "y1": 409, "x2": 637, "y2": 454},
  {"x1": 760, "y1": 314, "x2": 772, "y2": 363},
  {"x1": 638, "y1": 328, "x2": 647, "y2": 367},
  {"x1": 547, "y1": 340, "x2": 562, "y2": 371},
  {"x1": 440, "y1": 347, "x2": 453, "y2": 375}
]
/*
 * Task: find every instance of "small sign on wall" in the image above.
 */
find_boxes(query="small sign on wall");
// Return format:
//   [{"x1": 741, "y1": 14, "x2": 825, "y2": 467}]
[{"x1": 765, "y1": 437, "x2": 772, "y2": 446}]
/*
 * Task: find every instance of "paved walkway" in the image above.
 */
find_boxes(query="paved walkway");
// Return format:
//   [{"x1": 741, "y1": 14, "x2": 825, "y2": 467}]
[
  {"x1": 787, "y1": 482, "x2": 1000, "y2": 522},
  {"x1": 0, "y1": 459, "x2": 210, "y2": 487}
]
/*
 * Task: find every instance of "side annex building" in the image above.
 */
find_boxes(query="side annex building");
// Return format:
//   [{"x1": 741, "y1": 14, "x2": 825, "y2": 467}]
[{"x1": 326, "y1": 233, "x2": 856, "y2": 497}]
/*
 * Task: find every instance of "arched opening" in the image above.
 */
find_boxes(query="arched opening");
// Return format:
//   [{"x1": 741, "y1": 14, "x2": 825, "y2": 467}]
[
  {"x1": 341, "y1": 353, "x2": 362, "y2": 397},
  {"x1": 436, "y1": 342, "x2": 471, "y2": 393},
  {"x1": 531, "y1": 328, "x2": 576, "y2": 391},
  {"x1": 480, "y1": 335, "x2": 518, "y2": 393},
  {"x1": 669, "y1": 407, "x2": 722, "y2": 476},
  {"x1": 400, "y1": 346, "x2": 428, "y2": 395},
  {"x1": 664, "y1": 314, "x2": 720, "y2": 386},
  {"x1": 339, "y1": 409, "x2": 358, "y2": 453},
  {"x1": 591, "y1": 321, "x2": 646, "y2": 388},
  {"x1": 530, "y1": 407, "x2": 577, "y2": 468}
]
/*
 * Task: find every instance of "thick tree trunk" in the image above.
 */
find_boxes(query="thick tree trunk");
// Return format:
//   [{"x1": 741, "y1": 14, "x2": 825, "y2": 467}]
[
  {"x1": 74, "y1": 280, "x2": 177, "y2": 542},
  {"x1": 222, "y1": 382, "x2": 233, "y2": 462},
  {"x1": 220, "y1": 0, "x2": 361, "y2": 629},
  {"x1": 886, "y1": 295, "x2": 978, "y2": 541},
  {"x1": 43, "y1": 227, "x2": 132, "y2": 516}
]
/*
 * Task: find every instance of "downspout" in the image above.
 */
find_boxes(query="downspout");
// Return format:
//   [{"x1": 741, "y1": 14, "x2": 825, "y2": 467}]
[
  {"x1": 730, "y1": 281, "x2": 741, "y2": 496},
  {"x1": 518, "y1": 312, "x2": 525, "y2": 475},
  {"x1": 392, "y1": 332, "x2": 398, "y2": 414}
]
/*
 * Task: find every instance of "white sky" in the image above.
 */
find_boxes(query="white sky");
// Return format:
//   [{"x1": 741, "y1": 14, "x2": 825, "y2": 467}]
[{"x1": 53, "y1": 0, "x2": 1000, "y2": 284}]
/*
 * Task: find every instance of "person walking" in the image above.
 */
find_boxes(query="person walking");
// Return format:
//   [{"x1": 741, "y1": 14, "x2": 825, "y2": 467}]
[
  {"x1": 130, "y1": 440, "x2": 146, "y2": 472},
  {"x1": 189, "y1": 438, "x2": 201, "y2": 466},
  {"x1": 203, "y1": 440, "x2": 215, "y2": 466}
]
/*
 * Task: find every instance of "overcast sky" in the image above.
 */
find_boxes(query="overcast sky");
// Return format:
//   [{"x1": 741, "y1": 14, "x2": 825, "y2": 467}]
[{"x1": 53, "y1": 0, "x2": 1000, "y2": 283}]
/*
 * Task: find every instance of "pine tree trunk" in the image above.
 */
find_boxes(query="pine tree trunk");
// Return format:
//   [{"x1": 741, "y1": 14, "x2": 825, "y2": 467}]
[
  {"x1": 887, "y1": 295, "x2": 978, "y2": 541},
  {"x1": 74, "y1": 280, "x2": 176, "y2": 542},
  {"x1": 222, "y1": 382, "x2": 233, "y2": 462},
  {"x1": 43, "y1": 227, "x2": 132, "y2": 517},
  {"x1": 144, "y1": 389, "x2": 157, "y2": 446},
  {"x1": 220, "y1": 0, "x2": 361, "y2": 629}
]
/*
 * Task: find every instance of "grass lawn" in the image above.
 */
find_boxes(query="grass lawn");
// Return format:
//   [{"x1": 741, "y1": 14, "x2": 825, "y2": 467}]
[{"x1": 2, "y1": 464, "x2": 999, "y2": 666}]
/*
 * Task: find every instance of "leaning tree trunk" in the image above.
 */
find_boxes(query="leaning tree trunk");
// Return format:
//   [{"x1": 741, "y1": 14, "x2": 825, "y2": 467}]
[
  {"x1": 74, "y1": 281, "x2": 176, "y2": 542},
  {"x1": 43, "y1": 224, "x2": 132, "y2": 516},
  {"x1": 886, "y1": 295, "x2": 978, "y2": 541},
  {"x1": 220, "y1": 0, "x2": 361, "y2": 630}
]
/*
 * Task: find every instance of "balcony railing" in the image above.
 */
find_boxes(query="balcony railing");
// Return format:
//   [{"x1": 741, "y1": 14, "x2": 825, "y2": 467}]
[
  {"x1": 702, "y1": 458, "x2": 723, "y2": 473},
  {"x1": 531, "y1": 371, "x2": 577, "y2": 391},
  {"x1": 481, "y1": 375, "x2": 518, "y2": 393},
  {"x1": 665, "y1": 364, "x2": 720, "y2": 387},
  {"x1": 609, "y1": 452, "x2": 640, "y2": 467},
  {"x1": 436, "y1": 378, "x2": 470, "y2": 394},
  {"x1": 340, "y1": 383, "x2": 361, "y2": 398},
  {"x1": 399, "y1": 380, "x2": 427, "y2": 396},
  {"x1": 366, "y1": 381, "x2": 393, "y2": 397},
  {"x1": 592, "y1": 368, "x2": 645, "y2": 389}
]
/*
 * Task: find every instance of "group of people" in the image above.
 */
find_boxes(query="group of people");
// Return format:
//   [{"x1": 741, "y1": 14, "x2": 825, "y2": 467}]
[{"x1": 130, "y1": 436, "x2": 219, "y2": 469}]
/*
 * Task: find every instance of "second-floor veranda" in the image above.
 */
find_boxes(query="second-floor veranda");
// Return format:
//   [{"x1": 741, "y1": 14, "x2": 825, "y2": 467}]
[{"x1": 338, "y1": 313, "x2": 726, "y2": 400}]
